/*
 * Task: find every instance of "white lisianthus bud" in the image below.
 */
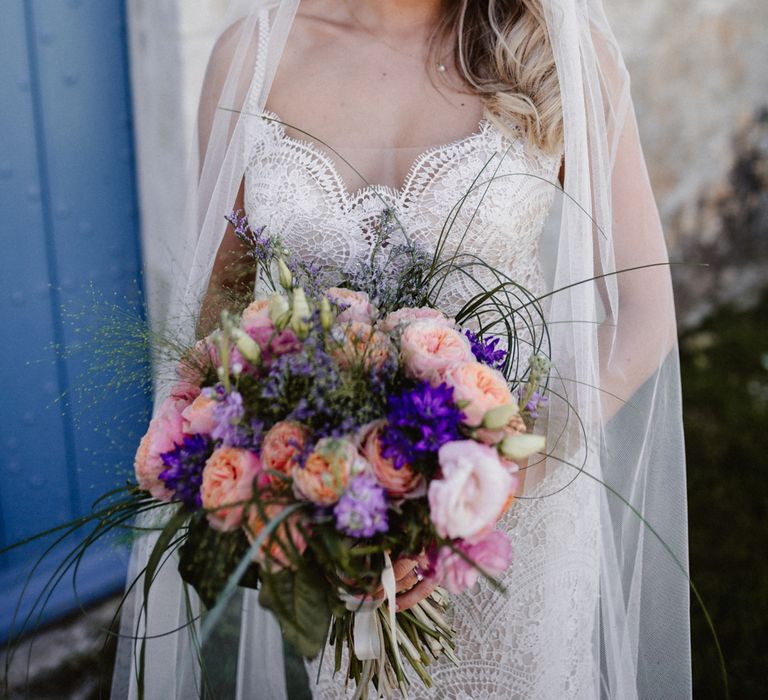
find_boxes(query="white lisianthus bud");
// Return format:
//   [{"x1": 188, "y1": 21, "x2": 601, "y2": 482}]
[
  {"x1": 268, "y1": 292, "x2": 291, "y2": 328},
  {"x1": 499, "y1": 434, "x2": 546, "y2": 461},
  {"x1": 290, "y1": 287, "x2": 312, "y2": 338},
  {"x1": 319, "y1": 296, "x2": 335, "y2": 331},
  {"x1": 277, "y1": 257, "x2": 293, "y2": 290},
  {"x1": 482, "y1": 402, "x2": 520, "y2": 430},
  {"x1": 231, "y1": 327, "x2": 261, "y2": 364}
]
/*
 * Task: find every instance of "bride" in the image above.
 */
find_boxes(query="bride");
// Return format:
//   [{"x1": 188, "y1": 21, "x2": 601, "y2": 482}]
[{"x1": 113, "y1": 1, "x2": 691, "y2": 698}]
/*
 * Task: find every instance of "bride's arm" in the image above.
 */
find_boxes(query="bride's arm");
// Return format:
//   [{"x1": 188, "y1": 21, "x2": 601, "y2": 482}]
[{"x1": 196, "y1": 179, "x2": 253, "y2": 338}]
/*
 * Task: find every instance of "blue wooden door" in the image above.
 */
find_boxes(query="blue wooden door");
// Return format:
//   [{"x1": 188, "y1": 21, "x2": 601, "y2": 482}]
[{"x1": 0, "y1": 0, "x2": 150, "y2": 640}]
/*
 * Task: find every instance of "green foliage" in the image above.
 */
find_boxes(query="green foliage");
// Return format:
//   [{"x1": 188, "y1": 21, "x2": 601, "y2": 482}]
[
  {"x1": 682, "y1": 292, "x2": 768, "y2": 699},
  {"x1": 177, "y1": 513, "x2": 260, "y2": 609},
  {"x1": 258, "y1": 567, "x2": 332, "y2": 659}
]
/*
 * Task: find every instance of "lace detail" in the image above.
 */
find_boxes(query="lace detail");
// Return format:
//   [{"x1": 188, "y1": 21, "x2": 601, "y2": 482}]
[
  {"x1": 243, "y1": 111, "x2": 561, "y2": 322},
  {"x1": 240, "y1": 18, "x2": 601, "y2": 699}
]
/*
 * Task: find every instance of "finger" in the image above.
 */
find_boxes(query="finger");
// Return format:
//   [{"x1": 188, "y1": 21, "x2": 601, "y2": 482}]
[
  {"x1": 394, "y1": 566, "x2": 421, "y2": 594},
  {"x1": 395, "y1": 579, "x2": 438, "y2": 612},
  {"x1": 392, "y1": 558, "x2": 417, "y2": 581}
]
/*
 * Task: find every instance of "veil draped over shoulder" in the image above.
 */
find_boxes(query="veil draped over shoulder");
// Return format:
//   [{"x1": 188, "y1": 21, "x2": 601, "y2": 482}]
[{"x1": 112, "y1": 1, "x2": 692, "y2": 698}]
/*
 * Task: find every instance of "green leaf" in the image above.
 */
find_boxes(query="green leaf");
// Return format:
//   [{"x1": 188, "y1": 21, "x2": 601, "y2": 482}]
[
  {"x1": 258, "y1": 568, "x2": 331, "y2": 659},
  {"x1": 178, "y1": 514, "x2": 260, "y2": 609}
]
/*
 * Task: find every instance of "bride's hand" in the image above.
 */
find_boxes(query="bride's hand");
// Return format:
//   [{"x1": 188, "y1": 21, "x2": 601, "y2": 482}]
[{"x1": 372, "y1": 553, "x2": 437, "y2": 611}]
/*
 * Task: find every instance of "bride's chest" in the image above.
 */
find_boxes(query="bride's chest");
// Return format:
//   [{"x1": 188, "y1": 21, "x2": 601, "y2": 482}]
[{"x1": 242, "y1": 115, "x2": 561, "y2": 285}]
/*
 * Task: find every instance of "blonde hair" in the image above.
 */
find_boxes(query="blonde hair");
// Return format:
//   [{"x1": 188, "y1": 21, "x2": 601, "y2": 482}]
[{"x1": 432, "y1": 0, "x2": 563, "y2": 153}]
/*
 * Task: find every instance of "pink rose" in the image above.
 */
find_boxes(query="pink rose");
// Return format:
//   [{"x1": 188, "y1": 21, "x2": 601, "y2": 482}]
[
  {"x1": 292, "y1": 437, "x2": 361, "y2": 506},
  {"x1": 134, "y1": 396, "x2": 187, "y2": 501},
  {"x1": 399, "y1": 321, "x2": 474, "y2": 384},
  {"x1": 442, "y1": 362, "x2": 515, "y2": 427},
  {"x1": 181, "y1": 392, "x2": 217, "y2": 435},
  {"x1": 331, "y1": 321, "x2": 394, "y2": 370},
  {"x1": 432, "y1": 530, "x2": 513, "y2": 594},
  {"x1": 244, "y1": 503, "x2": 308, "y2": 572},
  {"x1": 241, "y1": 300, "x2": 301, "y2": 365},
  {"x1": 361, "y1": 421, "x2": 423, "y2": 497},
  {"x1": 326, "y1": 287, "x2": 376, "y2": 323},
  {"x1": 174, "y1": 337, "x2": 219, "y2": 393},
  {"x1": 377, "y1": 307, "x2": 454, "y2": 334},
  {"x1": 201, "y1": 447, "x2": 261, "y2": 531},
  {"x1": 261, "y1": 421, "x2": 308, "y2": 487},
  {"x1": 428, "y1": 440, "x2": 514, "y2": 540}
]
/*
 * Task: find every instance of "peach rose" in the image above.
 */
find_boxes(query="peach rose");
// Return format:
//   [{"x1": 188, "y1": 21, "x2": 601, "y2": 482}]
[
  {"x1": 240, "y1": 298, "x2": 271, "y2": 331},
  {"x1": 261, "y1": 421, "x2": 308, "y2": 486},
  {"x1": 428, "y1": 440, "x2": 515, "y2": 541},
  {"x1": 377, "y1": 307, "x2": 454, "y2": 334},
  {"x1": 181, "y1": 392, "x2": 217, "y2": 435},
  {"x1": 326, "y1": 287, "x2": 376, "y2": 323},
  {"x1": 244, "y1": 503, "x2": 308, "y2": 571},
  {"x1": 399, "y1": 320, "x2": 475, "y2": 384},
  {"x1": 442, "y1": 362, "x2": 516, "y2": 427},
  {"x1": 361, "y1": 421, "x2": 423, "y2": 498},
  {"x1": 292, "y1": 437, "x2": 361, "y2": 506},
  {"x1": 134, "y1": 396, "x2": 187, "y2": 501},
  {"x1": 331, "y1": 321, "x2": 394, "y2": 370},
  {"x1": 201, "y1": 447, "x2": 261, "y2": 531}
]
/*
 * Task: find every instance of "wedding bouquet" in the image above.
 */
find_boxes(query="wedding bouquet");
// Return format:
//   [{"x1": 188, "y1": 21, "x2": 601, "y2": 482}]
[{"x1": 132, "y1": 211, "x2": 549, "y2": 697}]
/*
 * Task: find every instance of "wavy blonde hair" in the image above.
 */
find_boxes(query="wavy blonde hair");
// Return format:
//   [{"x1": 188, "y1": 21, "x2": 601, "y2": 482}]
[{"x1": 432, "y1": 0, "x2": 563, "y2": 154}]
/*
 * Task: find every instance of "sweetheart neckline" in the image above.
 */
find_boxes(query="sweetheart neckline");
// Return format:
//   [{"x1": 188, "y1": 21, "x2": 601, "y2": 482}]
[{"x1": 255, "y1": 109, "x2": 523, "y2": 205}]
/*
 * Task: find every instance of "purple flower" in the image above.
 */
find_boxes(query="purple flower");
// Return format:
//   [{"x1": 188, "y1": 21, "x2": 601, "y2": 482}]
[
  {"x1": 464, "y1": 329, "x2": 507, "y2": 370},
  {"x1": 211, "y1": 389, "x2": 245, "y2": 444},
  {"x1": 226, "y1": 209, "x2": 273, "y2": 264},
  {"x1": 380, "y1": 382, "x2": 465, "y2": 469},
  {"x1": 517, "y1": 387, "x2": 548, "y2": 420},
  {"x1": 334, "y1": 474, "x2": 389, "y2": 538},
  {"x1": 159, "y1": 434, "x2": 212, "y2": 510}
]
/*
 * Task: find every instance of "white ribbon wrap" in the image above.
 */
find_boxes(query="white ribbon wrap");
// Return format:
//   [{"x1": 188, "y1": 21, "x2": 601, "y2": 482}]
[{"x1": 338, "y1": 553, "x2": 402, "y2": 670}]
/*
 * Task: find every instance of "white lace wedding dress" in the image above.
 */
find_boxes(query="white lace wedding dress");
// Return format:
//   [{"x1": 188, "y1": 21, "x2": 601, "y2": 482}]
[{"x1": 241, "y1": 103, "x2": 602, "y2": 699}]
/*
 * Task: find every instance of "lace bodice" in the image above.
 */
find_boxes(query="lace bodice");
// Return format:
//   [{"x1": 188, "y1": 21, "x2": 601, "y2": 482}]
[{"x1": 243, "y1": 111, "x2": 561, "y2": 321}]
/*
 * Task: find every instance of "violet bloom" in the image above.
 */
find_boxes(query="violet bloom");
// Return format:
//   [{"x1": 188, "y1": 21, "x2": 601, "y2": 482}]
[
  {"x1": 334, "y1": 474, "x2": 389, "y2": 538},
  {"x1": 159, "y1": 434, "x2": 212, "y2": 510},
  {"x1": 380, "y1": 381, "x2": 465, "y2": 469},
  {"x1": 517, "y1": 387, "x2": 549, "y2": 420},
  {"x1": 211, "y1": 389, "x2": 249, "y2": 447},
  {"x1": 464, "y1": 329, "x2": 507, "y2": 370}
]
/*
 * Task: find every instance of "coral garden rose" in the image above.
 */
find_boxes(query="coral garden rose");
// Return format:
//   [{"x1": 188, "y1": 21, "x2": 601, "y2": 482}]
[
  {"x1": 377, "y1": 307, "x2": 454, "y2": 334},
  {"x1": 244, "y1": 503, "x2": 307, "y2": 571},
  {"x1": 261, "y1": 421, "x2": 308, "y2": 486},
  {"x1": 201, "y1": 447, "x2": 261, "y2": 532},
  {"x1": 292, "y1": 437, "x2": 361, "y2": 506},
  {"x1": 240, "y1": 298, "x2": 271, "y2": 331},
  {"x1": 399, "y1": 320, "x2": 475, "y2": 384},
  {"x1": 134, "y1": 396, "x2": 188, "y2": 501},
  {"x1": 428, "y1": 440, "x2": 515, "y2": 540},
  {"x1": 326, "y1": 287, "x2": 376, "y2": 324},
  {"x1": 361, "y1": 421, "x2": 423, "y2": 498},
  {"x1": 442, "y1": 361, "x2": 516, "y2": 427},
  {"x1": 432, "y1": 530, "x2": 513, "y2": 595},
  {"x1": 181, "y1": 392, "x2": 217, "y2": 435},
  {"x1": 332, "y1": 321, "x2": 393, "y2": 370}
]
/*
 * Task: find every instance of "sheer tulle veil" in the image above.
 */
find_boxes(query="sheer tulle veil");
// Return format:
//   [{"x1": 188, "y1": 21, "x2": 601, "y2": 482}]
[{"x1": 112, "y1": 0, "x2": 692, "y2": 697}]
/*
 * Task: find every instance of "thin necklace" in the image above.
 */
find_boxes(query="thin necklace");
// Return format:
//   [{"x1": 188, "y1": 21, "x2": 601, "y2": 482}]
[{"x1": 343, "y1": 0, "x2": 448, "y2": 73}]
